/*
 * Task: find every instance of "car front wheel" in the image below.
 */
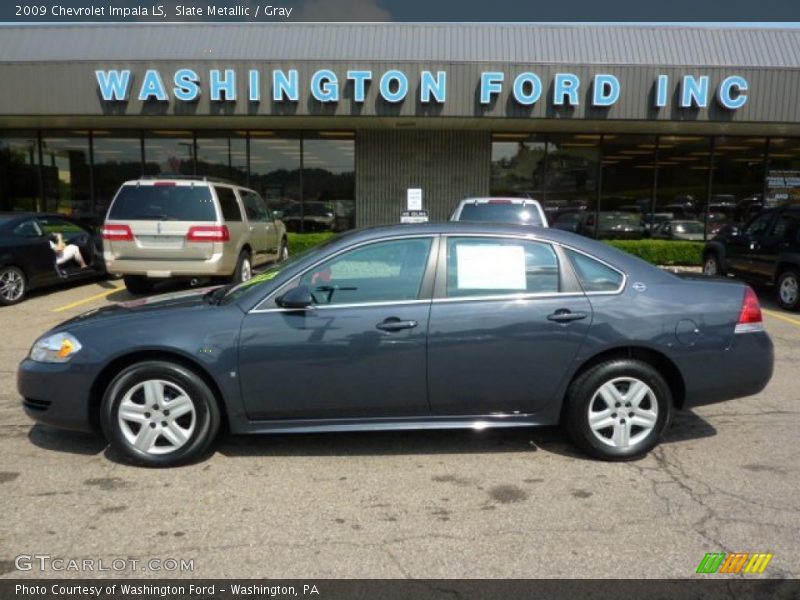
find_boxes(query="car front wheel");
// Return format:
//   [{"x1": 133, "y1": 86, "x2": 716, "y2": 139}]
[
  {"x1": 277, "y1": 237, "x2": 289, "y2": 263},
  {"x1": 233, "y1": 250, "x2": 252, "y2": 283},
  {"x1": 777, "y1": 269, "x2": 800, "y2": 311},
  {"x1": 0, "y1": 266, "x2": 26, "y2": 306},
  {"x1": 100, "y1": 361, "x2": 221, "y2": 467},
  {"x1": 564, "y1": 359, "x2": 672, "y2": 461},
  {"x1": 703, "y1": 253, "x2": 725, "y2": 276}
]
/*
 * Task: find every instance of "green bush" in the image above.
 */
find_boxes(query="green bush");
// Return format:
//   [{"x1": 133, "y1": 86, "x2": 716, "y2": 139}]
[
  {"x1": 604, "y1": 240, "x2": 704, "y2": 266},
  {"x1": 287, "y1": 232, "x2": 337, "y2": 255}
]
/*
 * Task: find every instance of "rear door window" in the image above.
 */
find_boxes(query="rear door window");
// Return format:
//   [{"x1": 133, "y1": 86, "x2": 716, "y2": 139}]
[
  {"x1": 446, "y1": 237, "x2": 560, "y2": 297},
  {"x1": 566, "y1": 249, "x2": 624, "y2": 293},
  {"x1": 215, "y1": 186, "x2": 242, "y2": 222},
  {"x1": 242, "y1": 192, "x2": 269, "y2": 222},
  {"x1": 108, "y1": 185, "x2": 217, "y2": 221}
]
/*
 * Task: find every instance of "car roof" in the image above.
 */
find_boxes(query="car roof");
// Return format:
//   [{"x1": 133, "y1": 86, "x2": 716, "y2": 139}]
[
  {"x1": 119, "y1": 177, "x2": 253, "y2": 191},
  {"x1": 456, "y1": 197, "x2": 541, "y2": 205}
]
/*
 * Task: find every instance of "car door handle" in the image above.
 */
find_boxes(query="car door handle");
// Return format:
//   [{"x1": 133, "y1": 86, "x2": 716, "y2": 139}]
[
  {"x1": 547, "y1": 310, "x2": 588, "y2": 323},
  {"x1": 376, "y1": 318, "x2": 418, "y2": 332}
]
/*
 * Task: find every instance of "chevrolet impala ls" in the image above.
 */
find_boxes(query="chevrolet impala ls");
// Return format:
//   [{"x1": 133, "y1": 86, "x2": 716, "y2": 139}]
[{"x1": 19, "y1": 223, "x2": 773, "y2": 467}]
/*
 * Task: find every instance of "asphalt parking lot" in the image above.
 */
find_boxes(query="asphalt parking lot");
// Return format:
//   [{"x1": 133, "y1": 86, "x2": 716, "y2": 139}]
[{"x1": 1, "y1": 276, "x2": 798, "y2": 579}]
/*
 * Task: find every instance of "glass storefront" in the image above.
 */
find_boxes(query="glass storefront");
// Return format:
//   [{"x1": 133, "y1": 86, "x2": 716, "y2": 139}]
[
  {"x1": 491, "y1": 133, "x2": 797, "y2": 240},
  {"x1": 0, "y1": 132, "x2": 40, "y2": 212},
  {"x1": 40, "y1": 131, "x2": 91, "y2": 219}
]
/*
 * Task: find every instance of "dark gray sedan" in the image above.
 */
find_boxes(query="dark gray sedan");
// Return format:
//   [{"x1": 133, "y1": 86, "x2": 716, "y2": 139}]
[{"x1": 18, "y1": 223, "x2": 773, "y2": 467}]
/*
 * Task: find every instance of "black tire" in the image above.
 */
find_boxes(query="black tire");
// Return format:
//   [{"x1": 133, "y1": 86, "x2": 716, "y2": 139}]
[
  {"x1": 277, "y1": 237, "x2": 289, "y2": 263},
  {"x1": 564, "y1": 359, "x2": 673, "y2": 461},
  {"x1": 232, "y1": 250, "x2": 252, "y2": 283},
  {"x1": 702, "y1": 252, "x2": 725, "y2": 277},
  {"x1": 123, "y1": 275, "x2": 154, "y2": 295},
  {"x1": 0, "y1": 265, "x2": 27, "y2": 306},
  {"x1": 776, "y1": 269, "x2": 800, "y2": 311},
  {"x1": 100, "y1": 361, "x2": 221, "y2": 468}
]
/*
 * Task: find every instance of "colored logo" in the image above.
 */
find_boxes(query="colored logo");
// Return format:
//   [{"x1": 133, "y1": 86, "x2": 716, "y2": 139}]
[{"x1": 696, "y1": 552, "x2": 773, "y2": 574}]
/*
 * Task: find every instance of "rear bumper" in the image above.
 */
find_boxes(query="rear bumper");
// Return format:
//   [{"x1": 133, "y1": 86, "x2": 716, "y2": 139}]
[
  {"x1": 678, "y1": 331, "x2": 774, "y2": 408},
  {"x1": 105, "y1": 253, "x2": 235, "y2": 278},
  {"x1": 18, "y1": 359, "x2": 95, "y2": 432}
]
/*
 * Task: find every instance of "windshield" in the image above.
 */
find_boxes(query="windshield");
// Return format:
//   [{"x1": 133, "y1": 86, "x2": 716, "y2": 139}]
[
  {"x1": 600, "y1": 213, "x2": 640, "y2": 226},
  {"x1": 675, "y1": 222, "x2": 705, "y2": 234},
  {"x1": 220, "y1": 233, "x2": 343, "y2": 304},
  {"x1": 108, "y1": 185, "x2": 216, "y2": 221},
  {"x1": 458, "y1": 203, "x2": 543, "y2": 226}
]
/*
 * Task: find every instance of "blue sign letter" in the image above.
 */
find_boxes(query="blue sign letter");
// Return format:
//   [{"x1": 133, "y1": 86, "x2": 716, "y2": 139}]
[
  {"x1": 480, "y1": 72, "x2": 504, "y2": 104},
  {"x1": 347, "y1": 70, "x2": 372, "y2": 102},
  {"x1": 592, "y1": 74, "x2": 619, "y2": 107},
  {"x1": 273, "y1": 69, "x2": 299, "y2": 102},
  {"x1": 379, "y1": 70, "x2": 408, "y2": 103},
  {"x1": 173, "y1": 69, "x2": 200, "y2": 102},
  {"x1": 420, "y1": 71, "x2": 447, "y2": 103},
  {"x1": 249, "y1": 70, "x2": 260, "y2": 102},
  {"x1": 554, "y1": 73, "x2": 580, "y2": 106},
  {"x1": 512, "y1": 73, "x2": 542, "y2": 105},
  {"x1": 210, "y1": 69, "x2": 236, "y2": 102},
  {"x1": 311, "y1": 70, "x2": 340, "y2": 102},
  {"x1": 718, "y1": 75, "x2": 748, "y2": 109},
  {"x1": 681, "y1": 75, "x2": 709, "y2": 108},
  {"x1": 96, "y1": 69, "x2": 132, "y2": 101},
  {"x1": 655, "y1": 75, "x2": 669, "y2": 108},
  {"x1": 138, "y1": 70, "x2": 168, "y2": 102}
]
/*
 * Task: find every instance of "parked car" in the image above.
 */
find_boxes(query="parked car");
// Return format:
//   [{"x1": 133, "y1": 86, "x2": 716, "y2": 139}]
[
  {"x1": 450, "y1": 197, "x2": 547, "y2": 227},
  {"x1": 704, "y1": 205, "x2": 800, "y2": 310},
  {"x1": 554, "y1": 211, "x2": 643, "y2": 239},
  {"x1": 652, "y1": 220, "x2": 706, "y2": 241},
  {"x1": 20, "y1": 222, "x2": 772, "y2": 467},
  {"x1": 281, "y1": 201, "x2": 336, "y2": 232},
  {"x1": 103, "y1": 177, "x2": 288, "y2": 294},
  {"x1": 0, "y1": 213, "x2": 106, "y2": 306}
]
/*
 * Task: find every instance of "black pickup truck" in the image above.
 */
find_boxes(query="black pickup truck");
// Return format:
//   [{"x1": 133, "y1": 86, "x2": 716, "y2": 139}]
[{"x1": 703, "y1": 205, "x2": 800, "y2": 311}]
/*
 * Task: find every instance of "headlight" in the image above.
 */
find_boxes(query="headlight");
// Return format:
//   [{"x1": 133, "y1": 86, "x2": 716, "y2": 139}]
[{"x1": 30, "y1": 332, "x2": 82, "y2": 363}]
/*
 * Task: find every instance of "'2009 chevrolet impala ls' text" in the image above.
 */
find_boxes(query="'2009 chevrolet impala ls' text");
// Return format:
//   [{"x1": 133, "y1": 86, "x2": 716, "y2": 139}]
[{"x1": 19, "y1": 223, "x2": 773, "y2": 467}]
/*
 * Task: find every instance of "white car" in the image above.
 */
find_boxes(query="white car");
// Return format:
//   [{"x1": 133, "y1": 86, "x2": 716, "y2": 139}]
[{"x1": 450, "y1": 197, "x2": 548, "y2": 227}]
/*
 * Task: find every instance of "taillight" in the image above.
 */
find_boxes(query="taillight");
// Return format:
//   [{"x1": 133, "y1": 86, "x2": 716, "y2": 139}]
[
  {"x1": 186, "y1": 225, "x2": 230, "y2": 242},
  {"x1": 153, "y1": 181, "x2": 177, "y2": 187},
  {"x1": 102, "y1": 224, "x2": 134, "y2": 241},
  {"x1": 488, "y1": 199, "x2": 513, "y2": 204},
  {"x1": 735, "y1": 286, "x2": 763, "y2": 333}
]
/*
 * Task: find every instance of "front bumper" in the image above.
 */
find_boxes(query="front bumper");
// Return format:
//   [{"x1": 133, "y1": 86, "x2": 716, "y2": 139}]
[
  {"x1": 678, "y1": 330, "x2": 774, "y2": 408},
  {"x1": 18, "y1": 359, "x2": 95, "y2": 432}
]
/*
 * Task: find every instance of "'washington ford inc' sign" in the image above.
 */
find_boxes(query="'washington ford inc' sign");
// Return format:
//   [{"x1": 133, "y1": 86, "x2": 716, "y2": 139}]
[{"x1": 95, "y1": 68, "x2": 750, "y2": 110}]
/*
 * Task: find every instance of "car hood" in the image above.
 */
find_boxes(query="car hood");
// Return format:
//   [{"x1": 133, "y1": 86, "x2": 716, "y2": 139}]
[{"x1": 51, "y1": 286, "x2": 223, "y2": 331}]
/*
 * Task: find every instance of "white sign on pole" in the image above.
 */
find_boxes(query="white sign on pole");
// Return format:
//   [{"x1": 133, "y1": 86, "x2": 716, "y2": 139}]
[{"x1": 407, "y1": 188, "x2": 423, "y2": 211}]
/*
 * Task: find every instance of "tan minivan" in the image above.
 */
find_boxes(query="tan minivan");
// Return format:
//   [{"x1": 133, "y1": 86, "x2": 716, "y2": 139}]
[{"x1": 103, "y1": 177, "x2": 288, "y2": 294}]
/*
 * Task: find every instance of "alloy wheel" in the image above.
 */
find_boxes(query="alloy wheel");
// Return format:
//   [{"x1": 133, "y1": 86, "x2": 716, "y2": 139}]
[
  {"x1": 587, "y1": 377, "x2": 659, "y2": 448},
  {"x1": 780, "y1": 274, "x2": 799, "y2": 306},
  {"x1": 0, "y1": 268, "x2": 25, "y2": 303},
  {"x1": 703, "y1": 257, "x2": 718, "y2": 276},
  {"x1": 240, "y1": 257, "x2": 252, "y2": 282},
  {"x1": 117, "y1": 379, "x2": 196, "y2": 455}
]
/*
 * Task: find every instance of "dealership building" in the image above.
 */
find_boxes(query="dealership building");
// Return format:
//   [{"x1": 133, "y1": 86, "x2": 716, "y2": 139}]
[{"x1": 1, "y1": 23, "x2": 800, "y2": 233}]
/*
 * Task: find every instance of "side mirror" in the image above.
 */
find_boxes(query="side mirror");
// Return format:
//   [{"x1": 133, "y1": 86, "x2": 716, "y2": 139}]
[
  {"x1": 273, "y1": 210, "x2": 284, "y2": 220},
  {"x1": 276, "y1": 285, "x2": 314, "y2": 309}
]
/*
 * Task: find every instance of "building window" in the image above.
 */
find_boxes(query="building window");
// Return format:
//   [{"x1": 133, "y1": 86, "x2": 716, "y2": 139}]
[
  {"x1": 655, "y1": 136, "x2": 711, "y2": 223},
  {"x1": 600, "y1": 135, "x2": 656, "y2": 237},
  {"x1": 92, "y1": 131, "x2": 143, "y2": 221},
  {"x1": 0, "y1": 132, "x2": 40, "y2": 212},
  {"x1": 546, "y1": 134, "x2": 600, "y2": 235},
  {"x1": 248, "y1": 132, "x2": 302, "y2": 220},
  {"x1": 711, "y1": 136, "x2": 766, "y2": 228},
  {"x1": 196, "y1": 132, "x2": 247, "y2": 186},
  {"x1": 40, "y1": 131, "x2": 91, "y2": 219},
  {"x1": 302, "y1": 133, "x2": 356, "y2": 232},
  {"x1": 490, "y1": 134, "x2": 547, "y2": 199},
  {"x1": 766, "y1": 138, "x2": 800, "y2": 210},
  {"x1": 144, "y1": 131, "x2": 195, "y2": 176}
]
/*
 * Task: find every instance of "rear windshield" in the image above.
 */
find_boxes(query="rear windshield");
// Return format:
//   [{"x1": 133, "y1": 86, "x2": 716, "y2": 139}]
[
  {"x1": 458, "y1": 203, "x2": 543, "y2": 226},
  {"x1": 108, "y1": 185, "x2": 217, "y2": 221}
]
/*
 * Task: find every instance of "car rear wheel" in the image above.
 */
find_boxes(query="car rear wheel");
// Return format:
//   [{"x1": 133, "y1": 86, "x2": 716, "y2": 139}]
[
  {"x1": 123, "y1": 275, "x2": 154, "y2": 295},
  {"x1": 0, "y1": 266, "x2": 26, "y2": 306},
  {"x1": 277, "y1": 237, "x2": 289, "y2": 263},
  {"x1": 233, "y1": 250, "x2": 252, "y2": 283},
  {"x1": 564, "y1": 359, "x2": 672, "y2": 461},
  {"x1": 100, "y1": 361, "x2": 221, "y2": 467},
  {"x1": 777, "y1": 270, "x2": 800, "y2": 311},
  {"x1": 703, "y1": 253, "x2": 725, "y2": 276}
]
